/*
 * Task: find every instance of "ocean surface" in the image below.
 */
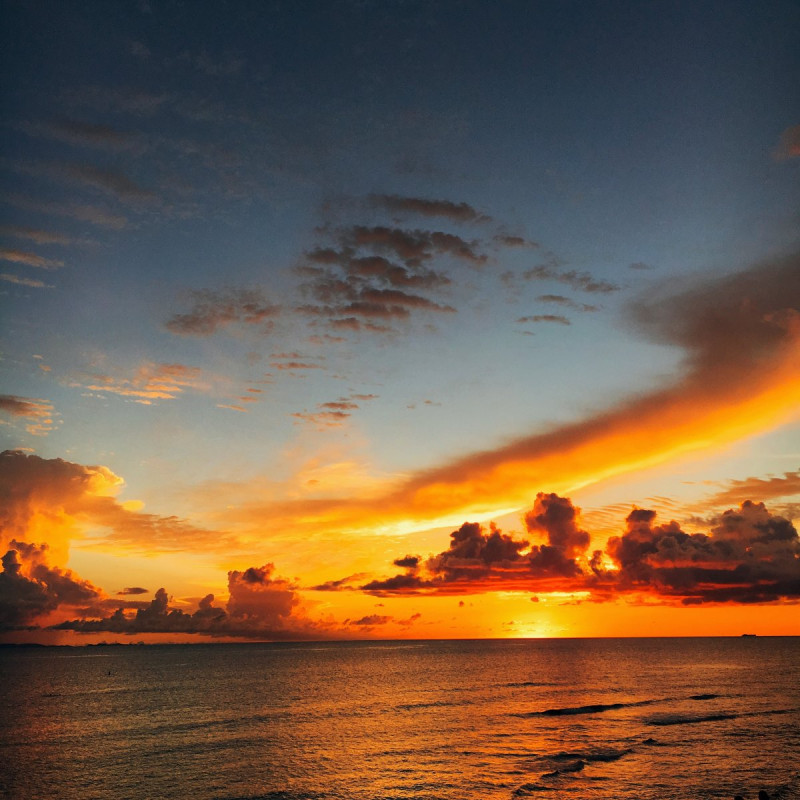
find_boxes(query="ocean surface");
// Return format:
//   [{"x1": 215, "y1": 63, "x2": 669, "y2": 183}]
[{"x1": 1, "y1": 638, "x2": 798, "y2": 800}]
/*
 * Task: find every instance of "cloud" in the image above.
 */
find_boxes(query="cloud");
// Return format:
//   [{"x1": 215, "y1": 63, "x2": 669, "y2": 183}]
[
  {"x1": 2, "y1": 193, "x2": 128, "y2": 229},
  {"x1": 212, "y1": 252, "x2": 800, "y2": 546},
  {"x1": 11, "y1": 160, "x2": 157, "y2": 205},
  {"x1": 117, "y1": 587, "x2": 149, "y2": 595},
  {"x1": 517, "y1": 314, "x2": 571, "y2": 325},
  {"x1": 349, "y1": 614, "x2": 392, "y2": 626},
  {"x1": 291, "y1": 394, "x2": 375, "y2": 429},
  {"x1": 53, "y1": 565, "x2": 330, "y2": 639},
  {"x1": 706, "y1": 470, "x2": 800, "y2": 507},
  {"x1": 604, "y1": 502, "x2": 800, "y2": 604},
  {"x1": 0, "y1": 543, "x2": 102, "y2": 630},
  {"x1": 363, "y1": 493, "x2": 592, "y2": 595},
  {"x1": 0, "y1": 225, "x2": 77, "y2": 245},
  {"x1": 0, "y1": 395, "x2": 57, "y2": 435},
  {"x1": 77, "y1": 362, "x2": 207, "y2": 404},
  {"x1": 0, "y1": 450, "x2": 237, "y2": 561},
  {"x1": 522, "y1": 257, "x2": 619, "y2": 294},
  {"x1": 535, "y1": 294, "x2": 599, "y2": 312},
  {"x1": 493, "y1": 234, "x2": 539, "y2": 248},
  {"x1": 0, "y1": 249, "x2": 64, "y2": 269},
  {"x1": 166, "y1": 288, "x2": 279, "y2": 336},
  {"x1": 361, "y1": 494, "x2": 799, "y2": 605},
  {"x1": 0, "y1": 273, "x2": 53, "y2": 289},
  {"x1": 18, "y1": 119, "x2": 141, "y2": 152},
  {"x1": 774, "y1": 124, "x2": 800, "y2": 160},
  {"x1": 369, "y1": 194, "x2": 491, "y2": 224}
]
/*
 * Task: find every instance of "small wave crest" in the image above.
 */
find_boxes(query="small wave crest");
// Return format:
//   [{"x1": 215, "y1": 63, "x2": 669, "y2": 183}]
[{"x1": 517, "y1": 698, "x2": 661, "y2": 717}]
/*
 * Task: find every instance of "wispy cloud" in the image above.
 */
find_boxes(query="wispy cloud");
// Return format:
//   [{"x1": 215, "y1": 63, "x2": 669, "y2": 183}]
[
  {"x1": 0, "y1": 249, "x2": 64, "y2": 270},
  {"x1": 535, "y1": 294, "x2": 599, "y2": 312},
  {"x1": 521, "y1": 256, "x2": 619, "y2": 294},
  {"x1": 517, "y1": 314, "x2": 571, "y2": 325},
  {"x1": 228, "y1": 252, "x2": 800, "y2": 536},
  {"x1": 0, "y1": 273, "x2": 53, "y2": 289},
  {"x1": 77, "y1": 362, "x2": 207, "y2": 404},
  {"x1": 166, "y1": 288, "x2": 279, "y2": 336},
  {"x1": 705, "y1": 470, "x2": 800, "y2": 507},
  {"x1": 0, "y1": 225, "x2": 77, "y2": 246},
  {"x1": 0, "y1": 395, "x2": 57, "y2": 435},
  {"x1": 368, "y1": 194, "x2": 491, "y2": 224}
]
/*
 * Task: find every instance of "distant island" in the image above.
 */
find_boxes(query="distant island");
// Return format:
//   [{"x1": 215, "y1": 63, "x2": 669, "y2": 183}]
[{"x1": 741, "y1": 633, "x2": 758, "y2": 637}]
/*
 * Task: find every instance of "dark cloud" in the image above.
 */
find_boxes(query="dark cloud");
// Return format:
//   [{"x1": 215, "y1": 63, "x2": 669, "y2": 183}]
[
  {"x1": 517, "y1": 314, "x2": 571, "y2": 325},
  {"x1": 117, "y1": 586, "x2": 148, "y2": 595},
  {"x1": 535, "y1": 294, "x2": 599, "y2": 312},
  {"x1": 359, "y1": 489, "x2": 799, "y2": 605},
  {"x1": 522, "y1": 258, "x2": 619, "y2": 294},
  {"x1": 0, "y1": 544, "x2": 102, "y2": 630},
  {"x1": 0, "y1": 396, "x2": 55, "y2": 436},
  {"x1": 166, "y1": 288, "x2": 279, "y2": 336},
  {"x1": 54, "y1": 564, "x2": 330, "y2": 639},
  {"x1": 349, "y1": 614, "x2": 392, "y2": 626},
  {"x1": 525, "y1": 493, "x2": 591, "y2": 577},
  {"x1": 493, "y1": 234, "x2": 538, "y2": 248},
  {"x1": 604, "y1": 502, "x2": 800, "y2": 603},
  {"x1": 369, "y1": 194, "x2": 491, "y2": 224}
]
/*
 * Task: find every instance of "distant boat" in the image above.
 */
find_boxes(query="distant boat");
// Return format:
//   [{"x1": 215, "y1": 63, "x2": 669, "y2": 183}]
[{"x1": 741, "y1": 633, "x2": 757, "y2": 637}]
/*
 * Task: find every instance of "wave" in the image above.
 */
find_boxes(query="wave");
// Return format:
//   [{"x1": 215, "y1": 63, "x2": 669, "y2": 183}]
[
  {"x1": 505, "y1": 681, "x2": 564, "y2": 688},
  {"x1": 647, "y1": 707, "x2": 794, "y2": 727},
  {"x1": 545, "y1": 748, "x2": 631, "y2": 763},
  {"x1": 396, "y1": 699, "x2": 463, "y2": 711},
  {"x1": 517, "y1": 698, "x2": 662, "y2": 717},
  {"x1": 647, "y1": 712, "x2": 739, "y2": 726}
]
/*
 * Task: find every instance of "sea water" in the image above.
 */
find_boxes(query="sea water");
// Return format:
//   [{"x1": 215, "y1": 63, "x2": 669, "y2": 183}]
[{"x1": 1, "y1": 638, "x2": 798, "y2": 800}]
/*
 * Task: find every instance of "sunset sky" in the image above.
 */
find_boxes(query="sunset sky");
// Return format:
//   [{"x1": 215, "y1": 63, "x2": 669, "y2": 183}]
[{"x1": 1, "y1": 0, "x2": 799, "y2": 643}]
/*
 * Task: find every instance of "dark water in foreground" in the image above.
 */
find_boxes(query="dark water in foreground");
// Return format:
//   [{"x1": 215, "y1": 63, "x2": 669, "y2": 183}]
[{"x1": 1, "y1": 638, "x2": 798, "y2": 800}]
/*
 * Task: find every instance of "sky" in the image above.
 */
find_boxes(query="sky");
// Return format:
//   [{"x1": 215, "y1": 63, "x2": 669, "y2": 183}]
[{"x1": 1, "y1": 0, "x2": 799, "y2": 643}]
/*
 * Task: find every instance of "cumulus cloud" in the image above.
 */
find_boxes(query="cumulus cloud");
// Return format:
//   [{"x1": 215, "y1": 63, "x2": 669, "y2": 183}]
[
  {"x1": 363, "y1": 494, "x2": 592, "y2": 595},
  {"x1": 54, "y1": 565, "x2": 329, "y2": 639},
  {"x1": 0, "y1": 450, "x2": 236, "y2": 562},
  {"x1": 166, "y1": 288, "x2": 279, "y2": 336},
  {"x1": 0, "y1": 543, "x2": 102, "y2": 630},
  {"x1": 359, "y1": 492, "x2": 799, "y2": 605},
  {"x1": 604, "y1": 502, "x2": 800, "y2": 604}
]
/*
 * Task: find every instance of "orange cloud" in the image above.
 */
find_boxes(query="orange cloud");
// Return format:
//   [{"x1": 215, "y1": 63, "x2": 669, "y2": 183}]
[
  {"x1": 78, "y1": 361, "x2": 207, "y2": 403},
  {"x1": 357, "y1": 495, "x2": 800, "y2": 606},
  {"x1": 239, "y1": 252, "x2": 800, "y2": 536},
  {"x1": 0, "y1": 395, "x2": 57, "y2": 436}
]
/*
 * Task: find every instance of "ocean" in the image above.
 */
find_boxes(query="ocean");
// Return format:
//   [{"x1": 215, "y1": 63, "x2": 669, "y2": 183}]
[{"x1": 1, "y1": 638, "x2": 798, "y2": 800}]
